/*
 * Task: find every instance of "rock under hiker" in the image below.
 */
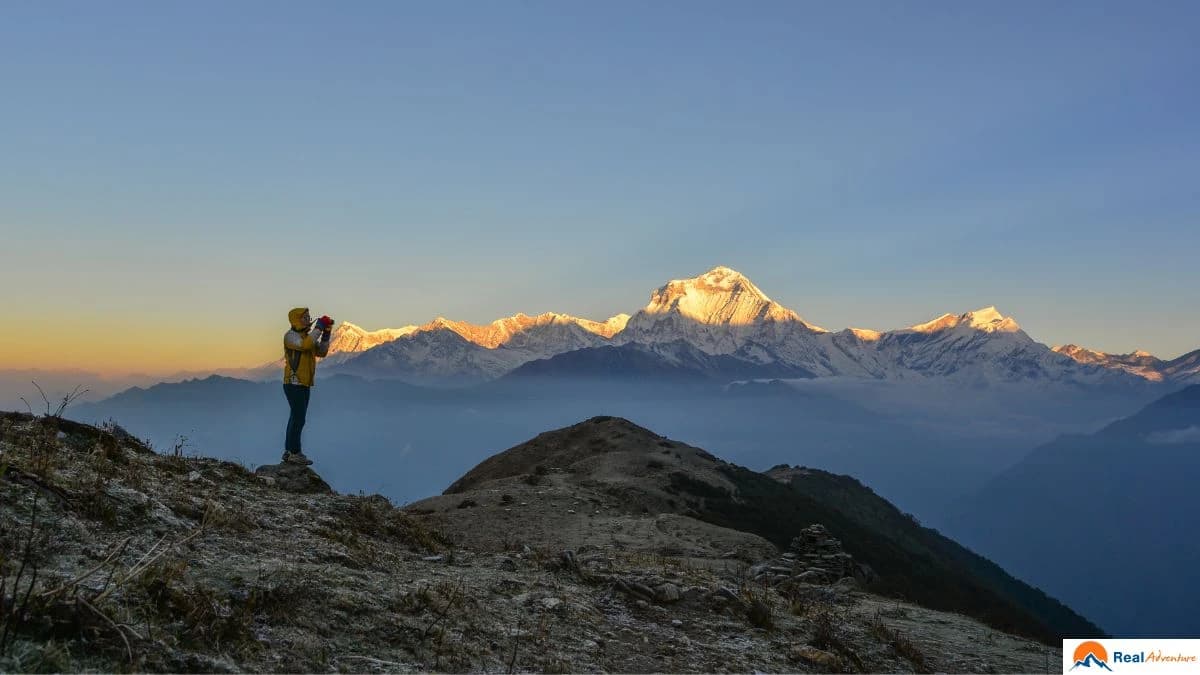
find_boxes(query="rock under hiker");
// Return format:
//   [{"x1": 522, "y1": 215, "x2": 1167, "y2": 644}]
[{"x1": 282, "y1": 307, "x2": 333, "y2": 465}]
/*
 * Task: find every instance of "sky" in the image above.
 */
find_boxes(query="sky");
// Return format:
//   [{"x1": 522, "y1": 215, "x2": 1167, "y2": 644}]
[{"x1": 2, "y1": 0, "x2": 1198, "y2": 374}]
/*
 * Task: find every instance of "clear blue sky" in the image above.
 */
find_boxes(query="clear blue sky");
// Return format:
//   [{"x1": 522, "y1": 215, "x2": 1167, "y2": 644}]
[{"x1": 3, "y1": 0, "x2": 1198, "y2": 371}]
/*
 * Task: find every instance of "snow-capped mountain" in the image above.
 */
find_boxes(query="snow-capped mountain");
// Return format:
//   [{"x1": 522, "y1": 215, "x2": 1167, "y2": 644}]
[
  {"x1": 1166, "y1": 350, "x2": 1200, "y2": 383},
  {"x1": 331, "y1": 327, "x2": 529, "y2": 385},
  {"x1": 252, "y1": 321, "x2": 421, "y2": 375},
  {"x1": 330, "y1": 321, "x2": 419, "y2": 353},
  {"x1": 615, "y1": 266, "x2": 826, "y2": 355},
  {"x1": 1054, "y1": 344, "x2": 1200, "y2": 384},
  {"x1": 856, "y1": 307, "x2": 1105, "y2": 384},
  {"x1": 323, "y1": 321, "x2": 420, "y2": 365},
  {"x1": 326, "y1": 312, "x2": 632, "y2": 385},
  {"x1": 317, "y1": 265, "x2": 1182, "y2": 387},
  {"x1": 601, "y1": 268, "x2": 1124, "y2": 384},
  {"x1": 420, "y1": 312, "x2": 629, "y2": 359},
  {"x1": 1053, "y1": 344, "x2": 1166, "y2": 381}
]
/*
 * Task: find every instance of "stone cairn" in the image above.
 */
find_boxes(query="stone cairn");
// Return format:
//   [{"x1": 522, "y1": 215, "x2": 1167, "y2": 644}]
[{"x1": 749, "y1": 524, "x2": 875, "y2": 587}]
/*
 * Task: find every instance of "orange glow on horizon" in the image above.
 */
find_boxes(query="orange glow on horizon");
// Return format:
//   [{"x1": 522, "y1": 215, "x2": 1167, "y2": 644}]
[{"x1": 5, "y1": 315, "x2": 280, "y2": 377}]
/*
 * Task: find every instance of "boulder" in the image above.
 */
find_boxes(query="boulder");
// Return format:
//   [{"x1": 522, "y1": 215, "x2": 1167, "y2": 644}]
[
  {"x1": 655, "y1": 582, "x2": 682, "y2": 603},
  {"x1": 254, "y1": 462, "x2": 333, "y2": 494}
]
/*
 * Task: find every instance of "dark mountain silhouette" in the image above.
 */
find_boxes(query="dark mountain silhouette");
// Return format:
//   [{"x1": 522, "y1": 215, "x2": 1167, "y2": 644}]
[{"x1": 947, "y1": 384, "x2": 1200, "y2": 636}]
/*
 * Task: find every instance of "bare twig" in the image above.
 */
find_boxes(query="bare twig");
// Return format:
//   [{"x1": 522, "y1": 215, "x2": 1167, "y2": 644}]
[
  {"x1": 93, "y1": 523, "x2": 206, "y2": 605},
  {"x1": 339, "y1": 655, "x2": 408, "y2": 668},
  {"x1": 421, "y1": 578, "x2": 464, "y2": 640},
  {"x1": 79, "y1": 595, "x2": 135, "y2": 663},
  {"x1": 32, "y1": 381, "x2": 52, "y2": 416},
  {"x1": 507, "y1": 619, "x2": 524, "y2": 674},
  {"x1": 55, "y1": 385, "x2": 89, "y2": 417},
  {"x1": 39, "y1": 537, "x2": 133, "y2": 600},
  {"x1": 126, "y1": 534, "x2": 170, "y2": 578},
  {"x1": 0, "y1": 493, "x2": 40, "y2": 654},
  {"x1": 29, "y1": 381, "x2": 89, "y2": 418}
]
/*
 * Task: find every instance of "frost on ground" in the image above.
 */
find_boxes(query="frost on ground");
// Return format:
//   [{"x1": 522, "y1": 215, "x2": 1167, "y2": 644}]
[{"x1": 0, "y1": 411, "x2": 1058, "y2": 673}]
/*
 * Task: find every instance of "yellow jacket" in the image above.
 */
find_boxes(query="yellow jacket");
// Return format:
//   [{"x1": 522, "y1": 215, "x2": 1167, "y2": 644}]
[{"x1": 283, "y1": 307, "x2": 331, "y2": 387}]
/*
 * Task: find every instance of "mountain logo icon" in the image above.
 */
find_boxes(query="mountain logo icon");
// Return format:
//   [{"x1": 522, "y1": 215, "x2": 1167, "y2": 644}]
[{"x1": 1071, "y1": 641, "x2": 1113, "y2": 671}]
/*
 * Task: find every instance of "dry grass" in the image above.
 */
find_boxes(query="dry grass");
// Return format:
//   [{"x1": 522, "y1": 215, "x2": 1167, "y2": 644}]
[
  {"x1": 869, "y1": 611, "x2": 932, "y2": 673},
  {"x1": 317, "y1": 494, "x2": 451, "y2": 569},
  {"x1": 740, "y1": 585, "x2": 775, "y2": 630},
  {"x1": 811, "y1": 607, "x2": 866, "y2": 673}
]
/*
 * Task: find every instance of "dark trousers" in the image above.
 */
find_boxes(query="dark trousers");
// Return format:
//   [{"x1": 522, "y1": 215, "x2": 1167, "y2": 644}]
[{"x1": 283, "y1": 383, "x2": 311, "y2": 454}]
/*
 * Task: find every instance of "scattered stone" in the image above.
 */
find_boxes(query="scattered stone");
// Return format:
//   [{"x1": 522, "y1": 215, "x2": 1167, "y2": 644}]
[
  {"x1": 187, "y1": 470, "x2": 202, "y2": 482},
  {"x1": 835, "y1": 576, "x2": 860, "y2": 591},
  {"x1": 629, "y1": 581, "x2": 656, "y2": 600},
  {"x1": 457, "y1": 498, "x2": 478, "y2": 509},
  {"x1": 795, "y1": 569, "x2": 832, "y2": 584},
  {"x1": 791, "y1": 645, "x2": 843, "y2": 670},
  {"x1": 422, "y1": 554, "x2": 445, "y2": 562},
  {"x1": 615, "y1": 579, "x2": 657, "y2": 603},
  {"x1": 541, "y1": 597, "x2": 563, "y2": 610},
  {"x1": 710, "y1": 587, "x2": 743, "y2": 608},
  {"x1": 560, "y1": 549, "x2": 580, "y2": 573}
]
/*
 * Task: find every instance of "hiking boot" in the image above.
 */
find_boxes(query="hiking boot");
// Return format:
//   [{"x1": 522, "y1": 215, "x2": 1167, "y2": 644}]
[{"x1": 283, "y1": 451, "x2": 314, "y2": 466}]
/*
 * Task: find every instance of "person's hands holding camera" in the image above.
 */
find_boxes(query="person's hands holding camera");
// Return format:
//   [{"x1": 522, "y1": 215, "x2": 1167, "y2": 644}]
[{"x1": 317, "y1": 315, "x2": 335, "y2": 335}]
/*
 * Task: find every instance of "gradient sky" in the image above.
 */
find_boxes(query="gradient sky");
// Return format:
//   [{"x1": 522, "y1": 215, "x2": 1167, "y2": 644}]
[{"x1": 3, "y1": 0, "x2": 1198, "y2": 374}]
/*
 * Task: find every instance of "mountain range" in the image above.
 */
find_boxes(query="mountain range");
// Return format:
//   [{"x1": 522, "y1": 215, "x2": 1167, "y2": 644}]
[
  {"x1": 241, "y1": 266, "x2": 1195, "y2": 388},
  {"x1": 1053, "y1": 343, "x2": 1200, "y2": 384}
]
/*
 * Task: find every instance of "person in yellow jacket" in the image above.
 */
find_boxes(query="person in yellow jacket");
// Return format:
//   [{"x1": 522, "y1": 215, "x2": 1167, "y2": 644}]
[{"x1": 282, "y1": 307, "x2": 332, "y2": 465}]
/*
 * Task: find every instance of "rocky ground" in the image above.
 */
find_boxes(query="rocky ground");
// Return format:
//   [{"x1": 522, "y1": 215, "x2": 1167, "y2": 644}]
[{"x1": 0, "y1": 411, "x2": 1060, "y2": 672}]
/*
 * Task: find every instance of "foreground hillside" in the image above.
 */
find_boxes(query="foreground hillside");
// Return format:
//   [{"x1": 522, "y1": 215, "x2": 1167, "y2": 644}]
[
  {"x1": 1, "y1": 412, "x2": 1066, "y2": 672},
  {"x1": 416, "y1": 417, "x2": 1098, "y2": 642}
]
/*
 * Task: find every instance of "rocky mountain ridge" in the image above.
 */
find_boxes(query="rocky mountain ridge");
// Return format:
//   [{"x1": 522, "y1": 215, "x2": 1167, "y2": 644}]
[
  {"x1": 1053, "y1": 343, "x2": 1200, "y2": 384},
  {"x1": 0, "y1": 411, "x2": 1068, "y2": 672}
]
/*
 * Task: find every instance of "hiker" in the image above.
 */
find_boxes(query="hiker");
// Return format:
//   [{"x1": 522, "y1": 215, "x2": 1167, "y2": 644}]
[{"x1": 282, "y1": 307, "x2": 333, "y2": 465}]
